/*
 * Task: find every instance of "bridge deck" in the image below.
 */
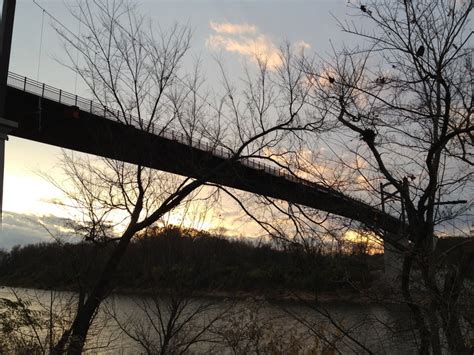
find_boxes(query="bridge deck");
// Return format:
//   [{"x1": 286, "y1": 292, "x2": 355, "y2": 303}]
[{"x1": 5, "y1": 73, "x2": 402, "y2": 235}]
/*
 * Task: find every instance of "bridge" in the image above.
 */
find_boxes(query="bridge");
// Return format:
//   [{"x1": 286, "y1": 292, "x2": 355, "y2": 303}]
[{"x1": 4, "y1": 72, "x2": 403, "y2": 237}]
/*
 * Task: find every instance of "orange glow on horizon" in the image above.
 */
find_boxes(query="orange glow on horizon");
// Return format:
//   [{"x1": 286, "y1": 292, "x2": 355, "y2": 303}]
[{"x1": 343, "y1": 230, "x2": 383, "y2": 254}]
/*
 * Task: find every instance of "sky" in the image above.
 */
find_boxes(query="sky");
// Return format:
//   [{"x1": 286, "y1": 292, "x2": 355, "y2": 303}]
[
  {"x1": 0, "y1": 0, "x2": 361, "y2": 249},
  {"x1": 1, "y1": 1, "x2": 471, "y2": 249}
]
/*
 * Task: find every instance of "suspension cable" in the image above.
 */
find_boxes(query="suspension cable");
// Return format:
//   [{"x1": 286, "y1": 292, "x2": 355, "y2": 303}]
[
  {"x1": 74, "y1": 17, "x2": 81, "y2": 94},
  {"x1": 36, "y1": 9, "x2": 45, "y2": 81}
]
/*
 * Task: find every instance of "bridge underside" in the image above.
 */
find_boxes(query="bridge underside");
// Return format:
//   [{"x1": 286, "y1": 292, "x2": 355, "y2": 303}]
[{"x1": 6, "y1": 86, "x2": 402, "y2": 236}]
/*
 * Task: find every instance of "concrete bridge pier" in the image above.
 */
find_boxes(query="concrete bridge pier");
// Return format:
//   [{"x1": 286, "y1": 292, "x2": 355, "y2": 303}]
[
  {"x1": 383, "y1": 235, "x2": 408, "y2": 281},
  {"x1": 379, "y1": 180, "x2": 409, "y2": 281}
]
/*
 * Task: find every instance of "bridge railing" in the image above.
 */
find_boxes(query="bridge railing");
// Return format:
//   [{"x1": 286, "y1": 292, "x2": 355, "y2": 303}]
[{"x1": 7, "y1": 72, "x2": 366, "y2": 205}]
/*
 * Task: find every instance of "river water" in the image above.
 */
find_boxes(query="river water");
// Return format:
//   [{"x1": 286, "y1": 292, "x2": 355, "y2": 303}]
[{"x1": 0, "y1": 287, "x2": 421, "y2": 354}]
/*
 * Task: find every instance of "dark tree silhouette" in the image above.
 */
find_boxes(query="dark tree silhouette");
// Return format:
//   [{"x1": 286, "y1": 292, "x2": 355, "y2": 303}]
[
  {"x1": 48, "y1": 1, "x2": 309, "y2": 353},
  {"x1": 296, "y1": 0, "x2": 473, "y2": 353}
]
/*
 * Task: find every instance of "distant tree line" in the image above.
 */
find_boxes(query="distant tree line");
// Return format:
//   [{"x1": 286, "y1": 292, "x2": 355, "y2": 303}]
[{"x1": 0, "y1": 226, "x2": 382, "y2": 295}]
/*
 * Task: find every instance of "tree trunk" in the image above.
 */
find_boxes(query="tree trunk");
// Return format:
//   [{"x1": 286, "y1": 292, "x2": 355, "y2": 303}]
[
  {"x1": 440, "y1": 257, "x2": 473, "y2": 355},
  {"x1": 401, "y1": 252, "x2": 431, "y2": 354},
  {"x1": 63, "y1": 229, "x2": 136, "y2": 354}
]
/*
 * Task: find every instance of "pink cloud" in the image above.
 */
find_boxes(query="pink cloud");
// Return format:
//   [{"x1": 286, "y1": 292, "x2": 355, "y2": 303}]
[{"x1": 207, "y1": 21, "x2": 311, "y2": 71}]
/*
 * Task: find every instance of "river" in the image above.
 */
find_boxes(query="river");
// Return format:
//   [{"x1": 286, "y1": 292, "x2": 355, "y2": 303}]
[{"x1": 0, "y1": 287, "x2": 421, "y2": 354}]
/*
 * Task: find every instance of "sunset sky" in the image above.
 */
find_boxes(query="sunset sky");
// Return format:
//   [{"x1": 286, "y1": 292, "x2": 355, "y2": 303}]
[
  {"x1": 0, "y1": 0, "x2": 361, "y2": 249},
  {"x1": 1, "y1": 1, "x2": 470, "y2": 249}
]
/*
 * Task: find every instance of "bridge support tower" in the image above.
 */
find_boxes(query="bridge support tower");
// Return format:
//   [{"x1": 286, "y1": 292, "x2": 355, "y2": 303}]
[{"x1": 380, "y1": 181, "x2": 408, "y2": 281}]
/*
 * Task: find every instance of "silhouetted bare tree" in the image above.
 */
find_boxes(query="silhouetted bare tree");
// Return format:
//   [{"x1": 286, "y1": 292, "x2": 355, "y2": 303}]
[
  {"x1": 293, "y1": 0, "x2": 474, "y2": 353},
  {"x1": 49, "y1": 1, "x2": 307, "y2": 353}
]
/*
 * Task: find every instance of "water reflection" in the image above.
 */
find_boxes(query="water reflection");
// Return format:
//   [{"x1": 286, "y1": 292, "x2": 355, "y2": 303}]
[{"x1": 0, "y1": 287, "x2": 420, "y2": 354}]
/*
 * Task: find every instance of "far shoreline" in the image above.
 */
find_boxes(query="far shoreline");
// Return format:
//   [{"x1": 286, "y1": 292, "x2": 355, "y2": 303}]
[{"x1": 0, "y1": 283, "x2": 391, "y2": 307}]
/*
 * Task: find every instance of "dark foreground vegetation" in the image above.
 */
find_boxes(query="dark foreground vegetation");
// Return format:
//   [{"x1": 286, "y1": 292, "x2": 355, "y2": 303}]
[{"x1": 0, "y1": 226, "x2": 383, "y2": 296}]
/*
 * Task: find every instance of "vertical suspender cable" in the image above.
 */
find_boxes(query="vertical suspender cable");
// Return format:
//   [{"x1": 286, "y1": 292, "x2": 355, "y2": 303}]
[
  {"x1": 74, "y1": 15, "x2": 81, "y2": 94},
  {"x1": 36, "y1": 9, "x2": 45, "y2": 81},
  {"x1": 36, "y1": 9, "x2": 45, "y2": 133}
]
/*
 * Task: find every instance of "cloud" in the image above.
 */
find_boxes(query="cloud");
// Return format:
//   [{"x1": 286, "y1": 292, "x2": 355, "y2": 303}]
[
  {"x1": 207, "y1": 21, "x2": 311, "y2": 70},
  {"x1": 209, "y1": 21, "x2": 257, "y2": 35},
  {"x1": 295, "y1": 40, "x2": 311, "y2": 53},
  {"x1": 0, "y1": 211, "x2": 77, "y2": 250},
  {"x1": 207, "y1": 33, "x2": 283, "y2": 69}
]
